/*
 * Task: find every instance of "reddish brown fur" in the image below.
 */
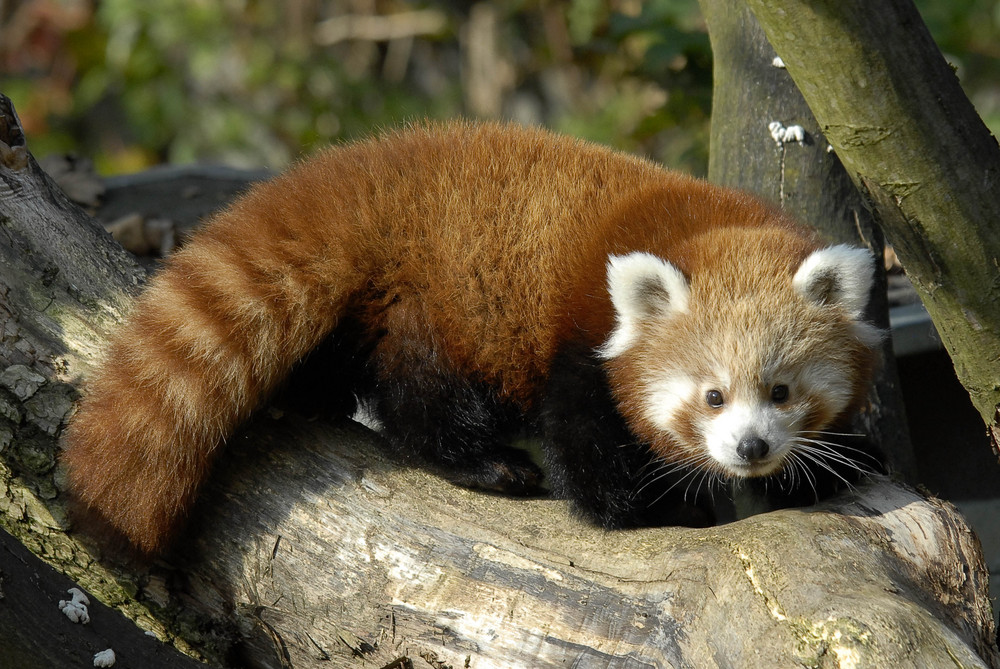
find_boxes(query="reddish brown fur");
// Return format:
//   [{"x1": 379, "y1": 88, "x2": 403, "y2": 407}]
[
  {"x1": 62, "y1": 122, "x2": 866, "y2": 556},
  {"x1": 605, "y1": 225, "x2": 876, "y2": 473}
]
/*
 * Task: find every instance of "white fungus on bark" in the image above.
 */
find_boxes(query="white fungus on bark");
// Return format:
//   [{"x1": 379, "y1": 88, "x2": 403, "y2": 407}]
[
  {"x1": 58, "y1": 587, "x2": 91, "y2": 624},
  {"x1": 93, "y1": 648, "x2": 116, "y2": 667},
  {"x1": 768, "y1": 121, "x2": 806, "y2": 145}
]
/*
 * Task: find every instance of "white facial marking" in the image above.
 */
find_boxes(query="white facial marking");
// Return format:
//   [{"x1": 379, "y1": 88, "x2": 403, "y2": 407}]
[
  {"x1": 702, "y1": 401, "x2": 794, "y2": 476},
  {"x1": 599, "y1": 252, "x2": 689, "y2": 359},
  {"x1": 852, "y1": 320, "x2": 886, "y2": 349},
  {"x1": 643, "y1": 375, "x2": 697, "y2": 434},
  {"x1": 793, "y1": 245, "x2": 874, "y2": 319},
  {"x1": 798, "y1": 362, "x2": 853, "y2": 418}
]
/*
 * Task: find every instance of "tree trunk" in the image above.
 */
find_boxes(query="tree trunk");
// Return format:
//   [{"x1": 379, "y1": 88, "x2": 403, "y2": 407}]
[
  {"x1": 0, "y1": 94, "x2": 997, "y2": 667},
  {"x1": 0, "y1": 93, "x2": 208, "y2": 664},
  {"x1": 698, "y1": 0, "x2": 916, "y2": 486},
  {"x1": 742, "y1": 0, "x2": 1000, "y2": 454}
]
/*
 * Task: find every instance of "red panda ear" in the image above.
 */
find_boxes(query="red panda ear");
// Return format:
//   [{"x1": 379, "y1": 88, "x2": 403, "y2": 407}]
[
  {"x1": 792, "y1": 244, "x2": 875, "y2": 319},
  {"x1": 599, "y1": 252, "x2": 690, "y2": 359}
]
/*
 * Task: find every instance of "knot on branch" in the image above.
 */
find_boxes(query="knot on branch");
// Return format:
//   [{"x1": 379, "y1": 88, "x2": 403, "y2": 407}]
[{"x1": 0, "y1": 94, "x2": 29, "y2": 171}]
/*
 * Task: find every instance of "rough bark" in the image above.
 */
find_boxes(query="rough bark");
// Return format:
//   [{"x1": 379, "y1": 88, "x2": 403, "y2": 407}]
[
  {"x1": 742, "y1": 0, "x2": 1000, "y2": 454},
  {"x1": 0, "y1": 527, "x2": 205, "y2": 669},
  {"x1": 180, "y1": 417, "x2": 1000, "y2": 669},
  {"x1": 0, "y1": 92, "x2": 212, "y2": 664},
  {"x1": 698, "y1": 0, "x2": 916, "y2": 486},
  {"x1": 0, "y1": 93, "x2": 997, "y2": 667}
]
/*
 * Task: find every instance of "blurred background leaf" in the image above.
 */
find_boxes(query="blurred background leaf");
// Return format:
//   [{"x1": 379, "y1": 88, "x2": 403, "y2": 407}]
[{"x1": 0, "y1": 0, "x2": 995, "y2": 176}]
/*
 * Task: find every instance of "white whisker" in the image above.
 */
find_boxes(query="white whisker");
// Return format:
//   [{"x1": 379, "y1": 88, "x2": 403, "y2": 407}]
[
  {"x1": 785, "y1": 452, "x2": 818, "y2": 499},
  {"x1": 794, "y1": 442, "x2": 878, "y2": 476},
  {"x1": 639, "y1": 453, "x2": 725, "y2": 508},
  {"x1": 632, "y1": 457, "x2": 701, "y2": 499},
  {"x1": 810, "y1": 430, "x2": 865, "y2": 438},
  {"x1": 792, "y1": 449, "x2": 858, "y2": 491},
  {"x1": 793, "y1": 445, "x2": 865, "y2": 471},
  {"x1": 797, "y1": 433, "x2": 883, "y2": 467}
]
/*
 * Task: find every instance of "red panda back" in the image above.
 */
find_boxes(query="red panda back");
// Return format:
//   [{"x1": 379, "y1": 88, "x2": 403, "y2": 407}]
[{"x1": 62, "y1": 123, "x2": 672, "y2": 553}]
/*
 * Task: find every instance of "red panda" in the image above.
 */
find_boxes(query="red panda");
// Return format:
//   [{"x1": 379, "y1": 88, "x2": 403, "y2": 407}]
[{"x1": 62, "y1": 121, "x2": 882, "y2": 557}]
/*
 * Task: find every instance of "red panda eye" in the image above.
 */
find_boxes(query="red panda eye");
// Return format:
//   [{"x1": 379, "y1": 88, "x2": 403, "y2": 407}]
[
  {"x1": 771, "y1": 384, "x2": 789, "y2": 403},
  {"x1": 706, "y1": 389, "x2": 724, "y2": 408}
]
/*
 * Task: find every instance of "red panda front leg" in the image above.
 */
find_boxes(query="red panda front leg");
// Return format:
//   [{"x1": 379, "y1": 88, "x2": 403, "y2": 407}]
[
  {"x1": 540, "y1": 342, "x2": 715, "y2": 529},
  {"x1": 371, "y1": 353, "x2": 544, "y2": 495}
]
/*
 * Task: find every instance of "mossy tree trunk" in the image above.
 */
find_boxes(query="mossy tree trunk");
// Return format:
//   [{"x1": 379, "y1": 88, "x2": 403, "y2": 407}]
[
  {"x1": 742, "y1": 0, "x2": 1000, "y2": 454},
  {"x1": 0, "y1": 94, "x2": 210, "y2": 666}
]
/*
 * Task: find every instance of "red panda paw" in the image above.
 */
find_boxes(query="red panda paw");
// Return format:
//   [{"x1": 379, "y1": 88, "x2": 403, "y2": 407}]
[{"x1": 441, "y1": 447, "x2": 545, "y2": 495}]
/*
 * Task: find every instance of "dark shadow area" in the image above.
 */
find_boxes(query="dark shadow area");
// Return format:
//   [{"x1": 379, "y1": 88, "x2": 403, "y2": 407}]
[
  {"x1": 0, "y1": 528, "x2": 206, "y2": 669},
  {"x1": 898, "y1": 348, "x2": 999, "y2": 500}
]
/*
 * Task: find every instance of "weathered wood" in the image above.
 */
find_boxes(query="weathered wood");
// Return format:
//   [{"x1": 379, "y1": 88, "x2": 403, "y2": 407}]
[
  {"x1": 0, "y1": 92, "x2": 997, "y2": 667},
  {"x1": 0, "y1": 96, "x2": 145, "y2": 377},
  {"x1": 177, "y1": 414, "x2": 999, "y2": 668},
  {"x1": 743, "y1": 0, "x2": 1000, "y2": 451}
]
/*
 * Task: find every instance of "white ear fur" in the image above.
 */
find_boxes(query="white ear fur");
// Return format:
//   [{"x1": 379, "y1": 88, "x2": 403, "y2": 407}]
[
  {"x1": 598, "y1": 252, "x2": 689, "y2": 359},
  {"x1": 792, "y1": 244, "x2": 875, "y2": 319}
]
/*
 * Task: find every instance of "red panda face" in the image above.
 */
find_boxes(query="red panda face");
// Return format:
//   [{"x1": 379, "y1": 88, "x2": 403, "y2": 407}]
[{"x1": 601, "y1": 242, "x2": 880, "y2": 480}]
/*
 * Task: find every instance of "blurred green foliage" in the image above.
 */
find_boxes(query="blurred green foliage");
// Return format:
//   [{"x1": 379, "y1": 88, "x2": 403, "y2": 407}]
[
  {"x1": 915, "y1": 0, "x2": 1000, "y2": 133},
  {"x1": 0, "y1": 0, "x2": 996, "y2": 176},
  {"x1": 0, "y1": 0, "x2": 711, "y2": 174}
]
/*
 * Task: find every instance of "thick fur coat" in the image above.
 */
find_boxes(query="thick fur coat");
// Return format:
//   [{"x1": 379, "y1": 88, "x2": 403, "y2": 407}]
[{"x1": 63, "y1": 122, "x2": 880, "y2": 556}]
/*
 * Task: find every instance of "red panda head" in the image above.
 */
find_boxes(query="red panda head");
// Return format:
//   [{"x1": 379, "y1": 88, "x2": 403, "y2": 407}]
[{"x1": 600, "y1": 232, "x2": 881, "y2": 481}]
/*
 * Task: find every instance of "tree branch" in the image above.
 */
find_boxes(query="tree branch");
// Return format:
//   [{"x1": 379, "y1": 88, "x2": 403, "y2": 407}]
[{"x1": 744, "y1": 0, "x2": 1000, "y2": 451}]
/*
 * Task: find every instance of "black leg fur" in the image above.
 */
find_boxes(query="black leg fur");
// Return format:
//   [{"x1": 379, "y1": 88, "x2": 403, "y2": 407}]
[
  {"x1": 541, "y1": 343, "x2": 714, "y2": 529},
  {"x1": 274, "y1": 315, "x2": 377, "y2": 418},
  {"x1": 371, "y1": 356, "x2": 544, "y2": 494}
]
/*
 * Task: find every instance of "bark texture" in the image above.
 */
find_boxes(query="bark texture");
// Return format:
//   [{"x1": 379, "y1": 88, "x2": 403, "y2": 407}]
[
  {"x1": 743, "y1": 0, "x2": 1000, "y2": 453},
  {"x1": 179, "y1": 416, "x2": 999, "y2": 668},
  {"x1": 0, "y1": 92, "x2": 211, "y2": 664},
  {"x1": 0, "y1": 93, "x2": 997, "y2": 668}
]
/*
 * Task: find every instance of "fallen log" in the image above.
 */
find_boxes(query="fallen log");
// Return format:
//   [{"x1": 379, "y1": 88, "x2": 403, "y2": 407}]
[{"x1": 182, "y1": 414, "x2": 999, "y2": 668}]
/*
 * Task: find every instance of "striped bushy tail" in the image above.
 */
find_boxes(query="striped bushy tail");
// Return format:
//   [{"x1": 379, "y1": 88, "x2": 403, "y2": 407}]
[{"x1": 63, "y1": 193, "x2": 354, "y2": 557}]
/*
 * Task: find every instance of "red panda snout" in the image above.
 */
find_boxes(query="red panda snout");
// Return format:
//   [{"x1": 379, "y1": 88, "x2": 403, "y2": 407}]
[
  {"x1": 700, "y1": 398, "x2": 804, "y2": 477},
  {"x1": 736, "y1": 437, "x2": 770, "y2": 461}
]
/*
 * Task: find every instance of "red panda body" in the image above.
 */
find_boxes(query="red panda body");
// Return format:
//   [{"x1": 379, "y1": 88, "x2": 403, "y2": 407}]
[{"x1": 63, "y1": 122, "x2": 882, "y2": 556}]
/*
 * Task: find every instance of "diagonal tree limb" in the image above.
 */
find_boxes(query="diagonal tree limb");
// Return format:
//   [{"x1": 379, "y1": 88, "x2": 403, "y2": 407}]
[{"x1": 743, "y1": 0, "x2": 1000, "y2": 453}]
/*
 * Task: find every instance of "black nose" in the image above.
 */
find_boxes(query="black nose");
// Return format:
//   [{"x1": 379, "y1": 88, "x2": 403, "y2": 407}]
[{"x1": 737, "y1": 437, "x2": 770, "y2": 462}]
